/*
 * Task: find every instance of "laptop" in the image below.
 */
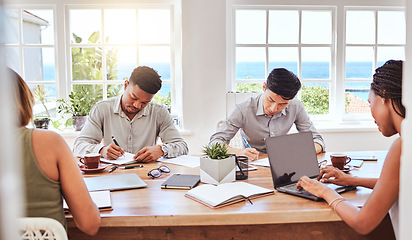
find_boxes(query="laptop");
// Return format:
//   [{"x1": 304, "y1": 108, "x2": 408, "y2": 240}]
[{"x1": 265, "y1": 132, "x2": 356, "y2": 201}]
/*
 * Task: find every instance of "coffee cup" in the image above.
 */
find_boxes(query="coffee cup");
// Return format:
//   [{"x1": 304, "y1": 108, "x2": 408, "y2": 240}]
[
  {"x1": 235, "y1": 156, "x2": 249, "y2": 180},
  {"x1": 330, "y1": 153, "x2": 351, "y2": 170},
  {"x1": 80, "y1": 153, "x2": 101, "y2": 169}
]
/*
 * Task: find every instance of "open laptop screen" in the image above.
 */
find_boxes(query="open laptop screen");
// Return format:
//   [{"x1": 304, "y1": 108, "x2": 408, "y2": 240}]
[{"x1": 265, "y1": 132, "x2": 320, "y2": 188}]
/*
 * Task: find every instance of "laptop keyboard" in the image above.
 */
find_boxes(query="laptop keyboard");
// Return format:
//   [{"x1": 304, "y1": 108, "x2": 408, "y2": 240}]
[{"x1": 278, "y1": 183, "x2": 313, "y2": 195}]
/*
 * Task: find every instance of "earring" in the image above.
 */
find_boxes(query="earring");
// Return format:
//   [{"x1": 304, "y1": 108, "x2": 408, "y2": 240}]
[{"x1": 382, "y1": 99, "x2": 385, "y2": 104}]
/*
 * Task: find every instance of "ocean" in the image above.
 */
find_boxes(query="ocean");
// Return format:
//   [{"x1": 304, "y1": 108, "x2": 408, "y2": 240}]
[{"x1": 43, "y1": 61, "x2": 376, "y2": 101}]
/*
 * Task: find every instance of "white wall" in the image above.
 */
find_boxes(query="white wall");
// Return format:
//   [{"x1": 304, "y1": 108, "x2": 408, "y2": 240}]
[
  {"x1": 181, "y1": 0, "x2": 227, "y2": 154},
  {"x1": 399, "y1": 0, "x2": 412, "y2": 239}
]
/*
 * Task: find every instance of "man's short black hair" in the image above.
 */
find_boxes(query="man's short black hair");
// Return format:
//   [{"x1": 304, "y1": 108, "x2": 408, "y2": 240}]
[
  {"x1": 129, "y1": 66, "x2": 162, "y2": 94},
  {"x1": 266, "y1": 68, "x2": 301, "y2": 100}
]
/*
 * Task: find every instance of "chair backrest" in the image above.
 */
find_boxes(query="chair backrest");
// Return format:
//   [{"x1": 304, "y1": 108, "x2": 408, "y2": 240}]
[{"x1": 19, "y1": 217, "x2": 68, "y2": 240}]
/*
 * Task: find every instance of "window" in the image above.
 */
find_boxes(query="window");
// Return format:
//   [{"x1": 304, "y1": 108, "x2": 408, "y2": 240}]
[
  {"x1": 68, "y1": 6, "x2": 173, "y2": 108},
  {"x1": 344, "y1": 9, "x2": 406, "y2": 116},
  {"x1": 233, "y1": 7, "x2": 334, "y2": 117},
  {"x1": 5, "y1": 7, "x2": 57, "y2": 118},
  {"x1": 230, "y1": 3, "x2": 406, "y2": 122}
]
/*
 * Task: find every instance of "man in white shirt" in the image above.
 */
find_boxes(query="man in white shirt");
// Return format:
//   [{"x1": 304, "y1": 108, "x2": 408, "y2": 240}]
[
  {"x1": 73, "y1": 66, "x2": 188, "y2": 162},
  {"x1": 209, "y1": 68, "x2": 324, "y2": 160}
]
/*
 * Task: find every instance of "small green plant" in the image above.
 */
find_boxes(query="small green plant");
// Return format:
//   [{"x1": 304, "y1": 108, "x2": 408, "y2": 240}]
[
  {"x1": 202, "y1": 143, "x2": 232, "y2": 160},
  {"x1": 57, "y1": 86, "x2": 99, "y2": 116}
]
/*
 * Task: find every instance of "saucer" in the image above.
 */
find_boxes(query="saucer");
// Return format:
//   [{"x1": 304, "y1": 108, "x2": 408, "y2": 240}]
[{"x1": 79, "y1": 164, "x2": 109, "y2": 173}]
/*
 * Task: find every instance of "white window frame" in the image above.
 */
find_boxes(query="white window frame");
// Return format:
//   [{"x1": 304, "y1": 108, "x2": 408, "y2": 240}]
[
  {"x1": 6, "y1": 0, "x2": 183, "y2": 124},
  {"x1": 227, "y1": 0, "x2": 406, "y2": 126},
  {"x1": 4, "y1": 5, "x2": 59, "y2": 117},
  {"x1": 65, "y1": 4, "x2": 176, "y2": 103}
]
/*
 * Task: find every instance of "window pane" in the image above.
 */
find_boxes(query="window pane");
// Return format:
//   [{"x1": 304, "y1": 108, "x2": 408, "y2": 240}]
[
  {"x1": 23, "y1": 48, "x2": 55, "y2": 82},
  {"x1": 236, "y1": 10, "x2": 266, "y2": 44},
  {"x1": 346, "y1": 47, "x2": 374, "y2": 79},
  {"x1": 301, "y1": 83, "x2": 329, "y2": 115},
  {"x1": 301, "y1": 47, "x2": 330, "y2": 79},
  {"x1": 236, "y1": 47, "x2": 265, "y2": 80},
  {"x1": 107, "y1": 84, "x2": 124, "y2": 98},
  {"x1": 23, "y1": 9, "x2": 54, "y2": 45},
  {"x1": 154, "y1": 82, "x2": 171, "y2": 107},
  {"x1": 236, "y1": 83, "x2": 263, "y2": 92},
  {"x1": 6, "y1": 47, "x2": 21, "y2": 74},
  {"x1": 345, "y1": 82, "x2": 370, "y2": 114},
  {"x1": 138, "y1": 9, "x2": 170, "y2": 44},
  {"x1": 5, "y1": 9, "x2": 19, "y2": 44},
  {"x1": 70, "y1": 9, "x2": 101, "y2": 44},
  {"x1": 104, "y1": 9, "x2": 136, "y2": 44},
  {"x1": 301, "y1": 11, "x2": 332, "y2": 44},
  {"x1": 377, "y1": 47, "x2": 405, "y2": 67},
  {"x1": 72, "y1": 47, "x2": 103, "y2": 81},
  {"x1": 378, "y1": 11, "x2": 406, "y2": 44},
  {"x1": 106, "y1": 47, "x2": 137, "y2": 81},
  {"x1": 268, "y1": 10, "x2": 298, "y2": 44},
  {"x1": 29, "y1": 84, "x2": 57, "y2": 118},
  {"x1": 269, "y1": 47, "x2": 298, "y2": 75},
  {"x1": 139, "y1": 46, "x2": 171, "y2": 80},
  {"x1": 73, "y1": 84, "x2": 104, "y2": 102},
  {"x1": 346, "y1": 11, "x2": 375, "y2": 44}
]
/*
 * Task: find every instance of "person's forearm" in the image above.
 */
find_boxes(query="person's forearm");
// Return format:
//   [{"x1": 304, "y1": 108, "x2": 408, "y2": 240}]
[{"x1": 349, "y1": 177, "x2": 378, "y2": 189}]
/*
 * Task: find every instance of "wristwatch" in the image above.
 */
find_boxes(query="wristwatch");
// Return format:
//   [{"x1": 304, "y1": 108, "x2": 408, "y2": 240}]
[{"x1": 161, "y1": 145, "x2": 168, "y2": 157}]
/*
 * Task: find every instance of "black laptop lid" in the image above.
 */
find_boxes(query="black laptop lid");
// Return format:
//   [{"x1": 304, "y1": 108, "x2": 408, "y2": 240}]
[{"x1": 265, "y1": 132, "x2": 320, "y2": 188}]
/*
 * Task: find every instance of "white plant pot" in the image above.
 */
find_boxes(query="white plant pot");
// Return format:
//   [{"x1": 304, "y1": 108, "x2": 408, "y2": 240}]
[{"x1": 200, "y1": 156, "x2": 236, "y2": 185}]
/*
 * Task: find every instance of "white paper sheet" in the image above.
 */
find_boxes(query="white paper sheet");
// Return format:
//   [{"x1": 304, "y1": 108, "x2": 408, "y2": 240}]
[
  {"x1": 159, "y1": 155, "x2": 200, "y2": 168},
  {"x1": 250, "y1": 158, "x2": 270, "y2": 167},
  {"x1": 100, "y1": 152, "x2": 138, "y2": 165}
]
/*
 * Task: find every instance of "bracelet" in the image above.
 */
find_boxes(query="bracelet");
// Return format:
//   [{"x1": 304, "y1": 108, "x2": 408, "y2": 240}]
[
  {"x1": 333, "y1": 198, "x2": 346, "y2": 212},
  {"x1": 328, "y1": 197, "x2": 344, "y2": 207}
]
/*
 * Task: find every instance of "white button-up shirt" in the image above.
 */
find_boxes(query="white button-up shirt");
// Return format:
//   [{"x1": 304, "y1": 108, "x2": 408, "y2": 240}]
[
  {"x1": 73, "y1": 95, "x2": 188, "y2": 158},
  {"x1": 209, "y1": 93, "x2": 325, "y2": 153}
]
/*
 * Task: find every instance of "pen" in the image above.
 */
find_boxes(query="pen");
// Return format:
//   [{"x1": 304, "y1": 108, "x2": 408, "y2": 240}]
[
  {"x1": 242, "y1": 137, "x2": 258, "y2": 160},
  {"x1": 120, "y1": 164, "x2": 144, "y2": 169},
  {"x1": 108, "y1": 165, "x2": 118, "y2": 173},
  {"x1": 111, "y1": 135, "x2": 124, "y2": 157},
  {"x1": 242, "y1": 137, "x2": 252, "y2": 148}
]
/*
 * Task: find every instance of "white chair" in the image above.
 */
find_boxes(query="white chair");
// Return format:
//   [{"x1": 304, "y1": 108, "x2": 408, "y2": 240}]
[{"x1": 19, "y1": 217, "x2": 68, "y2": 240}]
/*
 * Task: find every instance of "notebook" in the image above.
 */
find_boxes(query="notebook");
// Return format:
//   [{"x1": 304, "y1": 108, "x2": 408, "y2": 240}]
[
  {"x1": 84, "y1": 173, "x2": 147, "y2": 192},
  {"x1": 185, "y1": 182, "x2": 274, "y2": 208},
  {"x1": 265, "y1": 132, "x2": 356, "y2": 201},
  {"x1": 161, "y1": 174, "x2": 200, "y2": 189}
]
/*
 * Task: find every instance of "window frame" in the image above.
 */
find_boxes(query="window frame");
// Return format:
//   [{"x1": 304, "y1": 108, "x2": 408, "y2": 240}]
[
  {"x1": 4, "y1": 5, "x2": 59, "y2": 117},
  {"x1": 227, "y1": 0, "x2": 406, "y2": 125},
  {"x1": 65, "y1": 4, "x2": 176, "y2": 103}
]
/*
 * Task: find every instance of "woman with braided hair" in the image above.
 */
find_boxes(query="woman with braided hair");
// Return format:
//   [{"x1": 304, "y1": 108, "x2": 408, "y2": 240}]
[{"x1": 296, "y1": 60, "x2": 404, "y2": 238}]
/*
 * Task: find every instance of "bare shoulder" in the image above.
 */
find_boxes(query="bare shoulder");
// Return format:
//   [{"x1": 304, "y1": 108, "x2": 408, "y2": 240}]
[
  {"x1": 32, "y1": 129, "x2": 67, "y2": 147},
  {"x1": 384, "y1": 137, "x2": 402, "y2": 168}
]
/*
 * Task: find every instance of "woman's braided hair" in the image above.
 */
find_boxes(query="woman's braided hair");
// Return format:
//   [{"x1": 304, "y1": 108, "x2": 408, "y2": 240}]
[{"x1": 371, "y1": 60, "x2": 405, "y2": 118}]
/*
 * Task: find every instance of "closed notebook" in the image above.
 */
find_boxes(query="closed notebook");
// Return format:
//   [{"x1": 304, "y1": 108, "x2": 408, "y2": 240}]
[
  {"x1": 185, "y1": 182, "x2": 274, "y2": 208},
  {"x1": 63, "y1": 190, "x2": 112, "y2": 213},
  {"x1": 84, "y1": 173, "x2": 147, "y2": 192},
  {"x1": 161, "y1": 174, "x2": 200, "y2": 189}
]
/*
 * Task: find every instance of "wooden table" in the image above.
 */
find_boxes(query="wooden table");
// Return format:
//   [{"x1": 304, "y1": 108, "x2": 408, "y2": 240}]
[{"x1": 67, "y1": 151, "x2": 395, "y2": 240}]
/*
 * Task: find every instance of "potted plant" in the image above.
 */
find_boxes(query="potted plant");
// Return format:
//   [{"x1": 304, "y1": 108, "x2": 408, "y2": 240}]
[
  {"x1": 33, "y1": 85, "x2": 51, "y2": 129},
  {"x1": 200, "y1": 143, "x2": 236, "y2": 185},
  {"x1": 57, "y1": 86, "x2": 98, "y2": 131}
]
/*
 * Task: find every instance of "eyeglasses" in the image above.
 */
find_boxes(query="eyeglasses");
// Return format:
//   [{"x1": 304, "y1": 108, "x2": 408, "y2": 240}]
[
  {"x1": 147, "y1": 165, "x2": 170, "y2": 178},
  {"x1": 318, "y1": 159, "x2": 327, "y2": 168}
]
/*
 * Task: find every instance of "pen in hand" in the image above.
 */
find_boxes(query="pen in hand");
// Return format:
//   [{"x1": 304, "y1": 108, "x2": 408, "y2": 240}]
[
  {"x1": 242, "y1": 137, "x2": 258, "y2": 160},
  {"x1": 111, "y1": 135, "x2": 125, "y2": 157}
]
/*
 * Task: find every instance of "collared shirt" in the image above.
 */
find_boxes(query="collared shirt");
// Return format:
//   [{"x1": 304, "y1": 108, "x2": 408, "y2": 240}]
[
  {"x1": 209, "y1": 93, "x2": 325, "y2": 153},
  {"x1": 73, "y1": 95, "x2": 188, "y2": 158}
]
